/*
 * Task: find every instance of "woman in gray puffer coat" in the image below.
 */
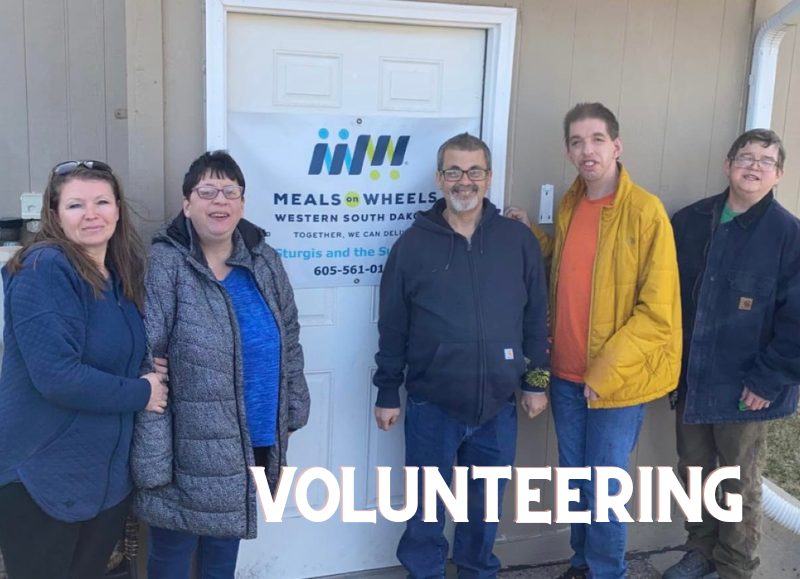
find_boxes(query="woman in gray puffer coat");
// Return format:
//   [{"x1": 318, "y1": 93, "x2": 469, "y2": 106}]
[{"x1": 131, "y1": 151, "x2": 310, "y2": 578}]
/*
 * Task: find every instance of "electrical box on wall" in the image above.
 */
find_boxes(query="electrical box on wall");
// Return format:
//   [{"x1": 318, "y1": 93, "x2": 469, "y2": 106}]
[
  {"x1": 21, "y1": 193, "x2": 43, "y2": 219},
  {"x1": 538, "y1": 184, "x2": 554, "y2": 224}
]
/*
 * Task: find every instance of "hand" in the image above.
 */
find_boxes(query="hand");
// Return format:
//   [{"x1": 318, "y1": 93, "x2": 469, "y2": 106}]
[
  {"x1": 144, "y1": 372, "x2": 168, "y2": 414},
  {"x1": 584, "y1": 384, "x2": 600, "y2": 401},
  {"x1": 520, "y1": 392, "x2": 548, "y2": 419},
  {"x1": 153, "y1": 356, "x2": 168, "y2": 382},
  {"x1": 740, "y1": 386, "x2": 770, "y2": 411},
  {"x1": 375, "y1": 406, "x2": 401, "y2": 431},
  {"x1": 504, "y1": 206, "x2": 531, "y2": 227}
]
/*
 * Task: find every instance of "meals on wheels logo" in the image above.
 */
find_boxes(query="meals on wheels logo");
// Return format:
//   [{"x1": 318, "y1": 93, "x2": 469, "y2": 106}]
[{"x1": 308, "y1": 128, "x2": 410, "y2": 179}]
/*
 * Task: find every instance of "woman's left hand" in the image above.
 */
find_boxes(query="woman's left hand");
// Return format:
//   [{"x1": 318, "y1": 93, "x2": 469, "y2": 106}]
[{"x1": 154, "y1": 356, "x2": 168, "y2": 381}]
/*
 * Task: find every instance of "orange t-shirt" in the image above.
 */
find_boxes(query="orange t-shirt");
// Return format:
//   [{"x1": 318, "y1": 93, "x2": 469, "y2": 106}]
[{"x1": 551, "y1": 193, "x2": 615, "y2": 382}]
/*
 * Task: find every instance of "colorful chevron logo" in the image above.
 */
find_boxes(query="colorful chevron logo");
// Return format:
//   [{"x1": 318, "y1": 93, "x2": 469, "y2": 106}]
[{"x1": 308, "y1": 128, "x2": 410, "y2": 180}]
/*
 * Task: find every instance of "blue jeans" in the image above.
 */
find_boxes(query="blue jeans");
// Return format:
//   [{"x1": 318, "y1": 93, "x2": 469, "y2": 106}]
[
  {"x1": 550, "y1": 377, "x2": 646, "y2": 579},
  {"x1": 148, "y1": 526, "x2": 240, "y2": 579},
  {"x1": 397, "y1": 396, "x2": 517, "y2": 579}
]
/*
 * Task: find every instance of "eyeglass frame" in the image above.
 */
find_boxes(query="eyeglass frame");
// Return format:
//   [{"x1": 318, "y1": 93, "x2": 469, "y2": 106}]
[
  {"x1": 439, "y1": 167, "x2": 491, "y2": 182},
  {"x1": 52, "y1": 160, "x2": 113, "y2": 176},
  {"x1": 730, "y1": 154, "x2": 779, "y2": 171},
  {"x1": 191, "y1": 185, "x2": 245, "y2": 200}
]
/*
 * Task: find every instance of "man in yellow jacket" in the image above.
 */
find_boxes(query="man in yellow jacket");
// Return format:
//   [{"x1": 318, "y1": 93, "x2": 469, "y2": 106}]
[{"x1": 506, "y1": 102, "x2": 681, "y2": 579}]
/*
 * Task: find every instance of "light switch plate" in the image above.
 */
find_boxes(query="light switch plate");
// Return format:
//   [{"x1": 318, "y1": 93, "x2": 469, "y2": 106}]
[{"x1": 538, "y1": 184, "x2": 554, "y2": 224}]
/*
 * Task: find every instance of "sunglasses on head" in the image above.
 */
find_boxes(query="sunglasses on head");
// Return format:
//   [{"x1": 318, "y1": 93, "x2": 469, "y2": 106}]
[{"x1": 51, "y1": 160, "x2": 113, "y2": 176}]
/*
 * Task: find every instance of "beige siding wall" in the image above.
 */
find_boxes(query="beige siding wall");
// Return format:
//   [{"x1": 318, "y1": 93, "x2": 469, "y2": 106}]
[
  {"x1": 506, "y1": 0, "x2": 753, "y2": 222},
  {"x1": 0, "y1": 0, "x2": 128, "y2": 218}
]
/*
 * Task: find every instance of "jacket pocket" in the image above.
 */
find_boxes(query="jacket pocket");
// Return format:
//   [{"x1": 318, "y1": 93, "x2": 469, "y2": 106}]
[
  {"x1": 726, "y1": 271, "x2": 775, "y2": 314},
  {"x1": 420, "y1": 341, "x2": 477, "y2": 387},
  {"x1": 485, "y1": 341, "x2": 526, "y2": 388},
  {"x1": 727, "y1": 271, "x2": 775, "y2": 296},
  {"x1": 29, "y1": 412, "x2": 79, "y2": 458},
  {"x1": 131, "y1": 409, "x2": 174, "y2": 489}
]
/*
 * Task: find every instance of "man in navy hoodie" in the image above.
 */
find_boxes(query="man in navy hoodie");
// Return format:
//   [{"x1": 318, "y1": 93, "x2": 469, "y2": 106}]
[
  {"x1": 665, "y1": 129, "x2": 800, "y2": 579},
  {"x1": 373, "y1": 133, "x2": 549, "y2": 578}
]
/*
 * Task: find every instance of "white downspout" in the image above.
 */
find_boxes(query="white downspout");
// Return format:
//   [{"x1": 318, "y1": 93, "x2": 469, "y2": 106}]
[
  {"x1": 744, "y1": 0, "x2": 800, "y2": 534},
  {"x1": 763, "y1": 480, "x2": 800, "y2": 534},
  {"x1": 745, "y1": 0, "x2": 800, "y2": 129}
]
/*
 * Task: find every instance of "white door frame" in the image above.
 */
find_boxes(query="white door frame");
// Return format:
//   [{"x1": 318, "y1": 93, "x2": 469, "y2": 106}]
[{"x1": 205, "y1": 0, "x2": 517, "y2": 205}]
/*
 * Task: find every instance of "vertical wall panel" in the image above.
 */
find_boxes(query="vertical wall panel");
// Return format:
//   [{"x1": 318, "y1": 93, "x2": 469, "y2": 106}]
[
  {"x1": 703, "y1": 0, "x2": 754, "y2": 207},
  {"x1": 659, "y1": 0, "x2": 727, "y2": 213},
  {"x1": 126, "y1": 0, "x2": 165, "y2": 238},
  {"x1": 507, "y1": 0, "x2": 577, "y2": 227},
  {"x1": 568, "y1": 0, "x2": 628, "y2": 106},
  {"x1": 66, "y1": 0, "x2": 107, "y2": 160},
  {"x1": 162, "y1": 0, "x2": 204, "y2": 219},
  {"x1": 564, "y1": 0, "x2": 629, "y2": 186},
  {"x1": 24, "y1": 0, "x2": 69, "y2": 195},
  {"x1": 617, "y1": 0, "x2": 678, "y2": 197},
  {"x1": 0, "y1": 0, "x2": 31, "y2": 216},
  {"x1": 104, "y1": 0, "x2": 129, "y2": 187}
]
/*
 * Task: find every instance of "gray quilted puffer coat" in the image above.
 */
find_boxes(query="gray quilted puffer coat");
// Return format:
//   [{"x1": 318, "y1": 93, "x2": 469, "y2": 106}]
[{"x1": 131, "y1": 213, "x2": 310, "y2": 539}]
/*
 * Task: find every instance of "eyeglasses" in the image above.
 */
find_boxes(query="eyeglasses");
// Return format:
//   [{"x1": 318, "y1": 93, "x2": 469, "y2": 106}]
[
  {"x1": 440, "y1": 168, "x2": 490, "y2": 182},
  {"x1": 52, "y1": 160, "x2": 112, "y2": 176},
  {"x1": 192, "y1": 185, "x2": 244, "y2": 200},
  {"x1": 731, "y1": 155, "x2": 778, "y2": 171}
]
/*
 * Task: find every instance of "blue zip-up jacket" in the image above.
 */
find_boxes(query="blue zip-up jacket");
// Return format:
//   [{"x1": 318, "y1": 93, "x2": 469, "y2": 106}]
[
  {"x1": 0, "y1": 246, "x2": 150, "y2": 521},
  {"x1": 672, "y1": 190, "x2": 800, "y2": 423},
  {"x1": 373, "y1": 198, "x2": 549, "y2": 425}
]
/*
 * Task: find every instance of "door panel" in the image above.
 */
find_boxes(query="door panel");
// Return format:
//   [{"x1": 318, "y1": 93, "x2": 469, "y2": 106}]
[{"x1": 226, "y1": 13, "x2": 485, "y2": 577}]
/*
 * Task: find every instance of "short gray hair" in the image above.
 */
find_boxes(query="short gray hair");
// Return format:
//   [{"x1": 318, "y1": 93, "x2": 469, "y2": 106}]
[{"x1": 436, "y1": 133, "x2": 492, "y2": 171}]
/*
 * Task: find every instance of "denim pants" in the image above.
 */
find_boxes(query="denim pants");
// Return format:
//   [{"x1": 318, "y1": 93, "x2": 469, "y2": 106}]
[
  {"x1": 675, "y1": 398, "x2": 767, "y2": 579},
  {"x1": 397, "y1": 396, "x2": 517, "y2": 579},
  {"x1": 148, "y1": 526, "x2": 241, "y2": 579},
  {"x1": 550, "y1": 377, "x2": 646, "y2": 579}
]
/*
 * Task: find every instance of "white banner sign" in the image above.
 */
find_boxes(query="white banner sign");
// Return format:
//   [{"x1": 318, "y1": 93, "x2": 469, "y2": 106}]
[{"x1": 228, "y1": 112, "x2": 479, "y2": 288}]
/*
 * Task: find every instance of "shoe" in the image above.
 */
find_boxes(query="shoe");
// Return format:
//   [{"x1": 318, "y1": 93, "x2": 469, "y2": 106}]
[
  {"x1": 662, "y1": 550, "x2": 716, "y2": 579},
  {"x1": 556, "y1": 565, "x2": 589, "y2": 579}
]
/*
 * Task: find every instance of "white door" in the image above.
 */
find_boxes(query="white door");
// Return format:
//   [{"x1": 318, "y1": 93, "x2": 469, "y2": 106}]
[{"x1": 211, "y1": 5, "x2": 513, "y2": 577}]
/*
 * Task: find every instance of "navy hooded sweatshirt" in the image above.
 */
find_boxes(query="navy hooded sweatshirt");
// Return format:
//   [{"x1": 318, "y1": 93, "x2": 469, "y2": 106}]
[{"x1": 373, "y1": 198, "x2": 549, "y2": 425}]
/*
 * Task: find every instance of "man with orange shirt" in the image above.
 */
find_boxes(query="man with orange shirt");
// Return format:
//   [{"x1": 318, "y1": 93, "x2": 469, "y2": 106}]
[{"x1": 506, "y1": 103, "x2": 681, "y2": 579}]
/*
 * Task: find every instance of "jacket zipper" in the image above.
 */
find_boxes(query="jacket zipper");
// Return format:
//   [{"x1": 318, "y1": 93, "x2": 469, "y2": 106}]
[
  {"x1": 466, "y1": 235, "x2": 488, "y2": 423},
  {"x1": 181, "y1": 238, "x2": 256, "y2": 537},
  {"x1": 584, "y1": 206, "x2": 607, "y2": 406},
  {"x1": 104, "y1": 282, "x2": 129, "y2": 510},
  {"x1": 217, "y1": 274, "x2": 254, "y2": 538}
]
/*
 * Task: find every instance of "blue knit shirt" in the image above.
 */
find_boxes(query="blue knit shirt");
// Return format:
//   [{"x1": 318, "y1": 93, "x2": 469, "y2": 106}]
[{"x1": 221, "y1": 267, "x2": 280, "y2": 447}]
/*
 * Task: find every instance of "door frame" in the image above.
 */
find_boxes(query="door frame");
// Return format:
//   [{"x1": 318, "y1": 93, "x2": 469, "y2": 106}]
[{"x1": 205, "y1": 0, "x2": 518, "y2": 205}]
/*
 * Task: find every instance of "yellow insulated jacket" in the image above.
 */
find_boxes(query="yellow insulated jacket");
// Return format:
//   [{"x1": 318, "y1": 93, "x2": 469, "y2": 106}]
[{"x1": 534, "y1": 166, "x2": 681, "y2": 408}]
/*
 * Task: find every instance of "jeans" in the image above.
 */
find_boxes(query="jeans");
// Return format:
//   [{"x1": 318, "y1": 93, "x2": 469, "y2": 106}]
[
  {"x1": 397, "y1": 396, "x2": 517, "y2": 578},
  {"x1": 148, "y1": 526, "x2": 240, "y2": 579},
  {"x1": 675, "y1": 398, "x2": 767, "y2": 579},
  {"x1": 550, "y1": 377, "x2": 646, "y2": 579}
]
